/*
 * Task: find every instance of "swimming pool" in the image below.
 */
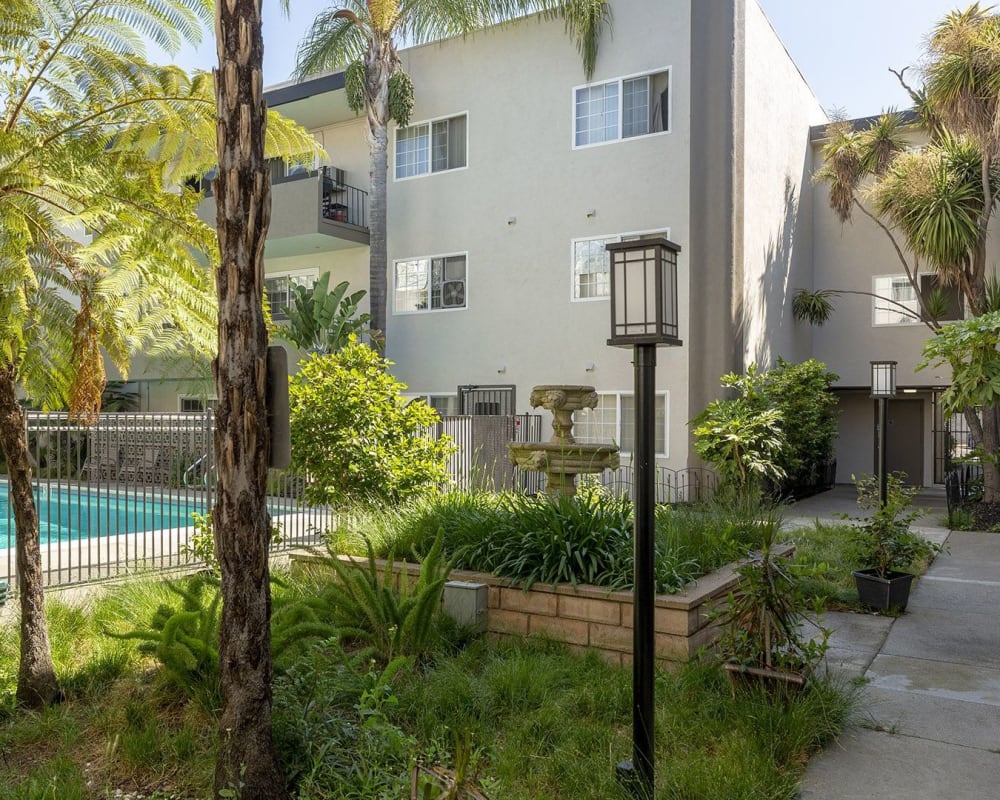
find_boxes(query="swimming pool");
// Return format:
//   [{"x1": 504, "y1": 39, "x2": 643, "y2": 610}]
[{"x1": 1, "y1": 484, "x2": 210, "y2": 546}]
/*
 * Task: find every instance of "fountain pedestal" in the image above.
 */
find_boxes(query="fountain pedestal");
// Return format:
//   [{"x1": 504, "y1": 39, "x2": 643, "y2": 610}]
[{"x1": 508, "y1": 385, "x2": 620, "y2": 497}]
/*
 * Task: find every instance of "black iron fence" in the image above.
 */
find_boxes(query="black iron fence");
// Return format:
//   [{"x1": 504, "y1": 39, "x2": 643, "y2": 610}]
[
  {"x1": 3, "y1": 411, "x2": 329, "y2": 590},
  {"x1": 945, "y1": 462, "x2": 983, "y2": 526},
  {"x1": 321, "y1": 167, "x2": 368, "y2": 229}
]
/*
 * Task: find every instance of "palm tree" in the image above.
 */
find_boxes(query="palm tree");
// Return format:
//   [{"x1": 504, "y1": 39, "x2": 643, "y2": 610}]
[
  {"x1": 0, "y1": 0, "x2": 317, "y2": 706},
  {"x1": 283, "y1": 0, "x2": 612, "y2": 346}
]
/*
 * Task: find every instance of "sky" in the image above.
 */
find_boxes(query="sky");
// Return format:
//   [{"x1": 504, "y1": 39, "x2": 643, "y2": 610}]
[{"x1": 161, "y1": 0, "x2": 961, "y2": 120}]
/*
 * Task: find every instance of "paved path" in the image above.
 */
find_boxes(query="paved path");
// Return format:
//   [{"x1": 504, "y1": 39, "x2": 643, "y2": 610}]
[{"x1": 796, "y1": 520, "x2": 1000, "y2": 799}]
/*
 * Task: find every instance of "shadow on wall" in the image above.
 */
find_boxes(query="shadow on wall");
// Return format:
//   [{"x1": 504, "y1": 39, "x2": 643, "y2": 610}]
[{"x1": 750, "y1": 158, "x2": 813, "y2": 368}]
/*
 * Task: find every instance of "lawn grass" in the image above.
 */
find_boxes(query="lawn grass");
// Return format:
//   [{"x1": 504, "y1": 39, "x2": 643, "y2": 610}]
[{"x1": 0, "y1": 571, "x2": 855, "y2": 800}]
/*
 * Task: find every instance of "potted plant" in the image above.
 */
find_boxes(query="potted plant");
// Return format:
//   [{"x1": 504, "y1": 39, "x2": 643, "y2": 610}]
[
  {"x1": 850, "y1": 473, "x2": 941, "y2": 613},
  {"x1": 717, "y1": 501, "x2": 829, "y2": 695}
]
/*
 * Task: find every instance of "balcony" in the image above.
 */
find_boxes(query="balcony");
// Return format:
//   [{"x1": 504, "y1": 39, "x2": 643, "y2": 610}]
[{"x1": 197, "y1": 162, "x2": 369, "y2": 257}]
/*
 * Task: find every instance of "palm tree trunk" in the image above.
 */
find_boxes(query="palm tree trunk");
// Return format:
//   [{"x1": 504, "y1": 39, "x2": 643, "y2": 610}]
[
  {"x1": 364, "y1": 35, "x2": 396, "y2": 347},
  {"x1": 212, "y1": 0, "x2": 286, "y2": 797},
  {"x1": 0, "y1": 364, "x2": 60, "y2": 708}
]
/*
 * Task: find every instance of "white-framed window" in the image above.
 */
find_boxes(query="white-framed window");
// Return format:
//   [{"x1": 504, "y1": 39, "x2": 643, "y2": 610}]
[
  {"x1": 572, "y1": 229, "x2": 670, "y2": 301},
  {"x1": 404, "y1": 393, "x2": 459, "y2": 417},
  {"x1": 179, "y1": 396, "x2": 218, "y2": 413},
  {"x1": 574, "y1": 391, "x2": 669, "y2": 457},
  {"x1": 872, "y1": 275, "x2": 922, "y2": 326},
  {"x1": 265, "y1": 269, "x2": 319, "y2": 321},
  {"x1": 394, "y1": 253, "x2": 467, "y2": 314},
  {"x1": 574, "y1": 69, "x2": 670, "y2": 148},
  {"x1": 394, "y1": 113, "x2": 468, "y2": 180}
]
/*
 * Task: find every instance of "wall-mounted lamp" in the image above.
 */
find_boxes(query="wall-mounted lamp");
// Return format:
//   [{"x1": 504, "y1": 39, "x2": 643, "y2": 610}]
[
  {"x1": 584, "y1": 361, "x2": 596, "y2": 372},
  {"x1": 585, "y1": 208, "x2": 597, "y2": 218},
  {"x1": 497, "y1": 365, "x2": 507, "y2": 375},
  {"x1": 507, "y1": 216, "x2": 517, "y2": 226}
]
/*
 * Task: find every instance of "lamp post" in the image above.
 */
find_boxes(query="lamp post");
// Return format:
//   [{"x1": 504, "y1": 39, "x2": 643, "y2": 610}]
[
  {"x1": 607, "y1": 237, "x2": 682, "y2": 798},
  {"x1": 871, "y1": 360, "x2": 897, "y2": 508}
]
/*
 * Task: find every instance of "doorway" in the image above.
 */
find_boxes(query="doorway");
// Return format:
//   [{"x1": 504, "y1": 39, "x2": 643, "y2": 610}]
[{"x1": 874, "y1": 398, "x2": 924, "y2": 486}]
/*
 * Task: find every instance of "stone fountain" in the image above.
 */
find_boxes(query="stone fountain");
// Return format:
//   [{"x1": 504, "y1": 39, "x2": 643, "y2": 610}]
[{"x1": 508, "y1": 385, "x2": 620, "y2": 497}]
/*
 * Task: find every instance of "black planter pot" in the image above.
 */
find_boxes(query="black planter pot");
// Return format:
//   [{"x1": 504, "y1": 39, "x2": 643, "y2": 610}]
[{"x1": 852, "y1": 569, "x2": 916, "y2": 613}]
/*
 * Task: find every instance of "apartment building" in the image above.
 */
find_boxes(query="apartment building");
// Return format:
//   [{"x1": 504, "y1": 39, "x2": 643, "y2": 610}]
[{"x1": 132, "y1": 0, "x2": 952, "y2": 486}]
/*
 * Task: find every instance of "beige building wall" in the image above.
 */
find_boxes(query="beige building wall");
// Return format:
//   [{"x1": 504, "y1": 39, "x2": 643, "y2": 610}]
[{"x1": 740, "y1": 0, "x2": 827, "y2": 369}]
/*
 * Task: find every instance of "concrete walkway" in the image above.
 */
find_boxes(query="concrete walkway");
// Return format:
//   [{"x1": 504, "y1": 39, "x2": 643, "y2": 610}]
[{"x1": 790, "y1": 489, "x2": 1000, "y2": 799}]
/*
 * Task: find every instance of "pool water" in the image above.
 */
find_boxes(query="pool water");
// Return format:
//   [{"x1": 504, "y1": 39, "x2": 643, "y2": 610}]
[{"x1": 1, "y1": 485, "x2": 209, "y2": 546}]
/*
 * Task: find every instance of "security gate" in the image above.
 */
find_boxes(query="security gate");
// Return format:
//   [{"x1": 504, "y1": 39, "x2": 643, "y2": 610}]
[{"x1": 457, "y1": 385, "x2": 516, "y2": 416}]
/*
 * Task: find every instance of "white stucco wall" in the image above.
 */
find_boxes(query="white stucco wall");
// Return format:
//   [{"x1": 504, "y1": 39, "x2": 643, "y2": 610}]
[{"x1": 740, "y1": 0, "x2": 827, "y2": 369}]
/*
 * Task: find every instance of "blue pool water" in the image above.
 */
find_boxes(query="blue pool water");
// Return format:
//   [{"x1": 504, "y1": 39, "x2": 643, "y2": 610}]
[{"x1": 1, "y1": 485, "x2": 209, "y2": 546}]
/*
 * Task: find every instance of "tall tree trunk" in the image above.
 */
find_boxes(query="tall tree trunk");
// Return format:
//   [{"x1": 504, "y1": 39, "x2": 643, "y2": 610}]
[
  {"x1": 364, "y1": 35, "x2": 396, "y2": 347},
  {"x1": 212, "y1": 0, "x2": 286, "y2": 797},
  {"x1": 0, "y1": 365, "x2": 60, "y2": 708},
  {"x1": 980, "y1": 404, "x2": 1000, "y2": 504}
]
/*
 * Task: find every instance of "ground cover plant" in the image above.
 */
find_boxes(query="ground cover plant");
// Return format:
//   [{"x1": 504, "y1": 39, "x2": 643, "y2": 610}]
[
  {"x1": 325, "y1": 485, "x2": 766, "y2": 595},
  {"x1": 0, "y1": 567, "x2": 854, "y2": 800}
]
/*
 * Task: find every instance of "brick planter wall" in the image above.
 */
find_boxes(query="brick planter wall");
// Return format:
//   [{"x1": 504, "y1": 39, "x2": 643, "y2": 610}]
[{"x1": 289, "y1": 544, "x2": 794, "y2": 668}]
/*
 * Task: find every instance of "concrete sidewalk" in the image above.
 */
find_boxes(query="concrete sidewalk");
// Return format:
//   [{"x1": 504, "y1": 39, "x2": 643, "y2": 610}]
[{"x1": 798, "y1": 527, "x2": 1000, "y2": 799}]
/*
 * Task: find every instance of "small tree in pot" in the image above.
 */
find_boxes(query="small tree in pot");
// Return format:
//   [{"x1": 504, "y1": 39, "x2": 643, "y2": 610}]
[
  {"x1": 717, "y1": 500, "x2": 830, "y2": 694},
  {"x1": 850, "y1": 473, "x2": 942, "y2": 613}
]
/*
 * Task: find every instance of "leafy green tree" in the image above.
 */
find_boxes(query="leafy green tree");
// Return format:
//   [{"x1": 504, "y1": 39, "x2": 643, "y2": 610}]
[
  {"x1": 289, "y1": 337, "x2": 454, "y2": 507},
  {"x1": 0, "y1": 0, "x2": 317, "y2": 708},
  {"x1": 283, "y1": 0, "x2": 612, "y2": 346},
  {"x1": 277, "y1": 273, "x2": 371, "y2": 353},
  {"x1": 798, "y1": 5, "x2": 1000, "y2": 501},
  {"x1": 692, "y1": 360, "x2": 839, "y2": 493},
  {"x1": 920, "y1": 312, "x2": 1000, "y2": 423}
]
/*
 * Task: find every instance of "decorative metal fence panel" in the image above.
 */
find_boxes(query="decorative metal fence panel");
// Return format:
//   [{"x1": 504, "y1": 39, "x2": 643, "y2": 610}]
[{"x1": 2, "y1": 411, "x2": 328, "y2": 590}]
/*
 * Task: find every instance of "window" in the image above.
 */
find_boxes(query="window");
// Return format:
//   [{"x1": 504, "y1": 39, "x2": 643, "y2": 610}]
[
  {"x1": 872, "y1": 274, "x2": 965, "y2": 325},
  {"x1": 179, "y1": 396, "x2": 217, "y2": 413},
  {"x1": 574, "y1": 70, "x2": 670, "y2": 147},
  {"x1": 265, "y1": 270, "x2": 318, "y2": 321},
  {"x1": 574, "y1": 392, "x2": 668, "y2": 456},
  {"x1": 395, "y1": 114, "x2": 467, "y2": 179},
  {"x1": 872, "y1": 275, "x2": 920, "y2": 326},
  {"x1": 572, "y1": 229, "x2": 669, "y2": 300},
  {"x1": 405, "y1": 394, "x2": 458, "y2": 417},
  {"x1": 394, "y1": 254, "x2": 467, "y2": 313}
]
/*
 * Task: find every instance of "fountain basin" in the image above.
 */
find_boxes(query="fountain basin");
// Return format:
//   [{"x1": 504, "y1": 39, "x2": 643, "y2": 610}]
[{"x1": 509, "y1": 442, "x2": 620, "y2": 497}]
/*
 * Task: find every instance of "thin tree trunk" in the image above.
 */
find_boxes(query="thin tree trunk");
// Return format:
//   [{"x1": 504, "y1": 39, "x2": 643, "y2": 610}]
[
  {"x1": 0, "y1": 365, "x2": 60, "y2": 708},
  {"x1": 365, "y1": 35, "x2": 395, "y2": 347},
  {"x1": 980, "y1": 404, "x2": 1000, "y2": 504},
  {"x1": 212, "y1": 0, "x2": 286, "y2": 797}
]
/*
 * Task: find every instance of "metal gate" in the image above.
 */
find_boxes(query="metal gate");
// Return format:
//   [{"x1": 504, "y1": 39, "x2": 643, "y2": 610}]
[
  {"x1": 933, "y1": 391, "x2": 976, "y2": 483},
  {"x1": 457, "y1": 385, "x2": 516, "y2": 416}
]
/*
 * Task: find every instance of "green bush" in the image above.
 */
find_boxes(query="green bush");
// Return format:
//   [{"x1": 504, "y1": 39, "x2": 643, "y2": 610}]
[
  {"x1": 692, "y1": 359, "x2": 839, "y2": 492},
  {"x1": 274, "y1": 531, "x2": 452, "y2": 662},
  {"x1": 103, "y1": 573, "x2": 221, "y2": 711},
  {"x1": 337, "y1": 486, "x2": 764, "y2": 595},
  {"x1": 289, "y1": 338, "x2": 455, "y2": 508}
]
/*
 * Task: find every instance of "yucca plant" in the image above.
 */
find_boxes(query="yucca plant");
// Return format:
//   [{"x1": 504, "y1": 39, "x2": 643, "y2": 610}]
[{"x1": 274, "y1": 530, "x2": 452, "y2": 662}]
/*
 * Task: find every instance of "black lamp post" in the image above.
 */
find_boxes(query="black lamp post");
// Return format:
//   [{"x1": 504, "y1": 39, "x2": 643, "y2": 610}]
[
  {"x1": 871, "y1": 360, "x2": 897, "y2": 508},
  {"x1": 607, "y1": 237, "x2": 682, "y2": 799}
]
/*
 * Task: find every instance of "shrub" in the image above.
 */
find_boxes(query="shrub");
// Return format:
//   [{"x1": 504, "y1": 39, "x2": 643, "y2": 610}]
[
  {"x1": 274, "y1": 531, "x2": 452, "y2": 662},
  {"x1": 289, "y1": 338, "x2": 455, "y2": 508},
  {"x1": 692, "y1": 359, "x2": 839, "y2": 493},
  {"x1": 103, "y1": 573, "x2": 221, "y2": 711}
]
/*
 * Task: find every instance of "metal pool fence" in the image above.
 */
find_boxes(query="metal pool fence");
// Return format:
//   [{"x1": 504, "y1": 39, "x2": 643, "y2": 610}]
[
  {"x1": 2, "y1": 411, "x2": 331, "y2": 590},
  {"x1": 2, "y1": 410, "x2": 716, "y2": 592}
]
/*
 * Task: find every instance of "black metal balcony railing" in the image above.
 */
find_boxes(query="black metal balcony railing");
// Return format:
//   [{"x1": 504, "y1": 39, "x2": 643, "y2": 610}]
[
  {"x1": 320, "y1": 166, "x2": 367, "y2": 229},
  {"x1": 198, "y1": 161, "x2": 369, "y2": 231}
]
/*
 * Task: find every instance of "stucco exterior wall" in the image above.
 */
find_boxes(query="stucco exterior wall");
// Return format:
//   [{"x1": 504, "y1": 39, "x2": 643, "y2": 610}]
[
  {"x1": 381, "y1": 1, "x2": 694, "y2": 468},
  {"x1": 740, "y1": 1, "x2": 827, "y2": 369}
]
